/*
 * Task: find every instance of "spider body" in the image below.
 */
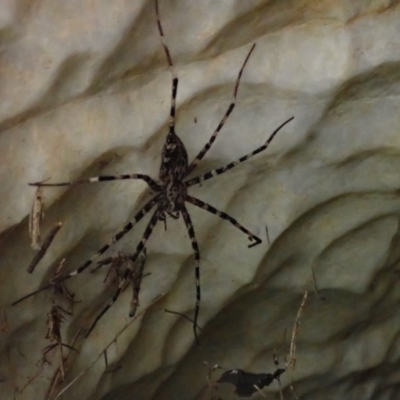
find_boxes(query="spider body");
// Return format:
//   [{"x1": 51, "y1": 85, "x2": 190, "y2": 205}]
[
  {"x1": 160, "y1": 131, "x2": 189, "y2": 183},
  {"x1": 12, "y1": 0, "x2": 294, "y2": 343},
  {"x1": 164, "y1": 181, "x2": 187, "y2": 215}
]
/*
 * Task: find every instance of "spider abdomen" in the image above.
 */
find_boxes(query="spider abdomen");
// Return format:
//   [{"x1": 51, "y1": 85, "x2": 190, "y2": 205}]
[{"x1": 159, "y1": 131, "x2": 189, "y2": 183}]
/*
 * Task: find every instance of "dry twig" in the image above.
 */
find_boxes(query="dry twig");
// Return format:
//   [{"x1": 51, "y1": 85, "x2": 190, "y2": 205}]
[
  {"x1": 27, "y1": 222, "x2": 62, "y2": 273},
  {"x1": 55, "y1": 293, "x2": 165, "y2": 399},
  {"x1": 204, "y1": 362, "x2": 223, "y2": 400}
]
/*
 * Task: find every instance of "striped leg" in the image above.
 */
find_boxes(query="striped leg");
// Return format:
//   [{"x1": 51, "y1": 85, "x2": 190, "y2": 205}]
[
  {"x1": 185, "y1": 44, "x2": 256, "y2": 177},
  {"x1": 185, "y1": 117, "x2": 294, "y2": 187},
  {"x1": 30, "y1": 174, "x2": 161, "y2": 192},
  {"x1": 155, "y1": 0, "x2": 178, "y2": 131},
  {"x1": 129, "y1": 247, "x2": 147, "y2": 317},
  {"x1": 11, "y1": 196, "x2": 160, "y2": 307},
  {"x1": 186, "y1": 195, "x2": 261, "y2": 248},
  {"x1": 85, "y1": 210, "x2": 160, "y2": 337},
  {"x1": 180, "y1": 205, "x2": 201, "y2": 344}
]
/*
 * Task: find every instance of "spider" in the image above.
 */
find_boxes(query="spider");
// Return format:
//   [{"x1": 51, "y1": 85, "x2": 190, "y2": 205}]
[{"x1": 12, "y1": 0, "x2": 294, "y2": 342}]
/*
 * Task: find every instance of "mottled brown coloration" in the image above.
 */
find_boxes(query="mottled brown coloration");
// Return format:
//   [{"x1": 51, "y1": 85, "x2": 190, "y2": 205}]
[
  {"x1": 286, "y1": 291, "x2": 308, "y2": 371},
  {"x1": 42, "y1": 304, "x2": 74, "y2": 381}
]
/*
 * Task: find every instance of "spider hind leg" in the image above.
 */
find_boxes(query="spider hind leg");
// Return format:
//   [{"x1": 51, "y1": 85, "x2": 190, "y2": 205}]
[
  {"x1": 181, "y1": 205, "x2": 201, "y2": 344},
  {"x1": 186, "y1": 195, "x2": 262, "y2": 248}
]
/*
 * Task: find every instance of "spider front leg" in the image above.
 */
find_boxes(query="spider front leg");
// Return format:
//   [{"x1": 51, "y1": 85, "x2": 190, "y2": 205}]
[
  {"x1": 30, "y1": 173, "x2": 161, "y2": 192},
  {"x1": 85, "y1": 209, "x2": 160, "y2": 337},
  {"x1": 11, "y1": 195, "x2": 160, "y2": 306},
  {"x1": 186, "y1": 43, "x2": 256, "y2": 176},
  {"x1": 186, "y1": 195, "x2": 261, "y2": 248},
  {"x1": 185, "y1": 116, "x2": 294, "y2": 187}
]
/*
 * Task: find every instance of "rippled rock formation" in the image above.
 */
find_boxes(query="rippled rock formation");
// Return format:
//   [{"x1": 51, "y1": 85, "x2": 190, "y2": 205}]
[{"x1": 1, "y1": 1, "x2": 400, "y2": 399}]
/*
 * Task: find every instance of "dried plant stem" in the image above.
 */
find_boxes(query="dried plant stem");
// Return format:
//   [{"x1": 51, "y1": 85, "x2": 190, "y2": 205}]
[
  {"x1": 55, "y1": 293, "x2": 165, "y2": 399},
  {"x1": 265, "y1": 224, "x2": 271, "y2": 245},
  {"x1": 45, "y1": 328, "x2": 82, "y2": 400},
  {"x1": 27, "y1": 222, "x2": 62, "y2": 273},
  {"x1": 204, "y1": 362, "x2": 223, "y2": 400},
  {"x1": 287, "y1": 291, "x2": 308, "y2": 370},
  {"x1": 29, "y1": 186, "x2": 44, "y2": 250}
]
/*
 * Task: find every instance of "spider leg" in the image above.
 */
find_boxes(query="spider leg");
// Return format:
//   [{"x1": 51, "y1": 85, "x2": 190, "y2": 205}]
[
  {"x1": 180, "y1": 205, "x2": 201, "y2": 344},
  {"x1": 129, "y1": 247, "x2": 147, "y2": 317},
  {"x1": 186, "y1": 44, "x2": 256, "y2": 176},
  {"x1": 30, "y1": 174, "x2": 161, "y2": 192},
  {"x1": 185, "y1": 116, "x2": 294, "y2": 187},
  {"x1": 186, "y1": 195, "x2": 261, "y2": 248},
  {"x1": 11, "y1": 196, "x2": 160, "y2": 306},
  {"x1": 155, "y1": 0, "x2": 178, "y2": 131},
  {"x1": 85, "y1": 210, "x2": 160, "y2": 337}
]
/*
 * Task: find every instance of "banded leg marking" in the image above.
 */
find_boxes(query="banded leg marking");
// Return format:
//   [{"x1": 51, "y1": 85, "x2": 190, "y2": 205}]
[
  {"x1": 186, "y1": 44, "x2": 256, "y2": 176},
  {"x1": 11, "y1": 196, "x2": 159, "y2": 307},
  {"x1": 185, "y1": 117, "x2": 294, "y2": 187},
  {"x1": 85, "y1": 209, "x2": 160, "y2": 337},
  {"x1": 186, "y1": 195, "x2": 261, "y2": 248},
  {"x1": 30, "y1": 174, "x2": 161, "y2": 192}
]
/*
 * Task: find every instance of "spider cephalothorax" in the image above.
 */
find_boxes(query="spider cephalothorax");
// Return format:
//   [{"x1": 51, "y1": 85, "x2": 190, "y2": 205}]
[
  {"x1": 12, "y1": 0, "x2": 294, "y2": 343},
  {"x1": 159, "y1": 130, "x2": 190, "y2": 216}
]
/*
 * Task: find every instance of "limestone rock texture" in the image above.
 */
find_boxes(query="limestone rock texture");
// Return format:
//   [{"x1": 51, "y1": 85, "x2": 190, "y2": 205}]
[{"x1": 1, "y1": 1, "x2": 400, "y2": 399}]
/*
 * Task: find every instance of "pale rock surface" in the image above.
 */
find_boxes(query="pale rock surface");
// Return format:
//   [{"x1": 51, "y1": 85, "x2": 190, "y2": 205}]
[{"x1": 1, "y1": 1, "x2": 400, "y2": 399}]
